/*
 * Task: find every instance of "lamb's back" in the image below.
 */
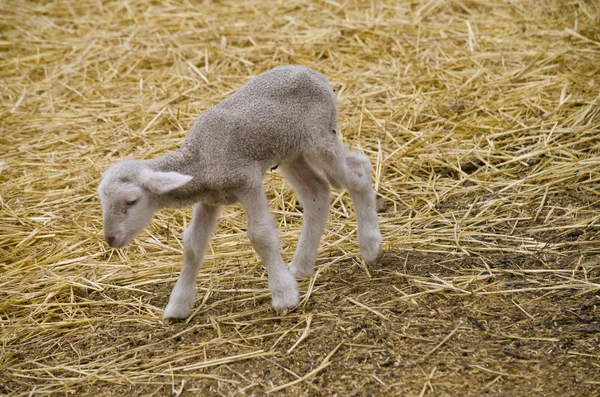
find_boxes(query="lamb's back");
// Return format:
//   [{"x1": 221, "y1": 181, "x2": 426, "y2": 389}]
[{"x1": 185, "y1": 66, "x2": 337, "y2": 167}]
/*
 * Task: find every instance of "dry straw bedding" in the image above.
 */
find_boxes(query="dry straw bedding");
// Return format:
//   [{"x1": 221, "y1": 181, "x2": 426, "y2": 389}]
[{"x1": 1, "y1": 0, "x2": 599, "y2": 396}]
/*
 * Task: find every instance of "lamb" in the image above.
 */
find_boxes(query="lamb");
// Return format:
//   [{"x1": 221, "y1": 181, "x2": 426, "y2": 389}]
[{"x1": 98, "y1": 65, "x2": 383, "y2": 320}]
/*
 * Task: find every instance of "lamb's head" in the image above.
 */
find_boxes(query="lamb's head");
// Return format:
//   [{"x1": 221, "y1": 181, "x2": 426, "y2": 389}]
[{"x1": 98, "y1": 160, "x2": 192, "y2": 248}]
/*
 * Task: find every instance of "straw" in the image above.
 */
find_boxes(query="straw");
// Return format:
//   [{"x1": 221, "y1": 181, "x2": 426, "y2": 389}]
[{"x1": 2, "y1": 0, "x2": 599, "y2": 395}]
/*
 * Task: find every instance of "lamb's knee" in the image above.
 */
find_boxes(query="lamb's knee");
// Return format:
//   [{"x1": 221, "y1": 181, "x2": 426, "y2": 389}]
[
  {"x1": 344, "y1": 152, "x2": 374, "y2": 192},
  {"x1": 346, "y1": 152, "x2": 372, "y2": 175},
  {"x1": 247, "y1": 220, "x2": 278, "y2": 250}
]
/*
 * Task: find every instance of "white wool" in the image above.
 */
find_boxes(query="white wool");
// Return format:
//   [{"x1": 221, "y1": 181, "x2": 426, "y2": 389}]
[{"x1": 98, "y1": 66, "x2": 382, "y2": 320}]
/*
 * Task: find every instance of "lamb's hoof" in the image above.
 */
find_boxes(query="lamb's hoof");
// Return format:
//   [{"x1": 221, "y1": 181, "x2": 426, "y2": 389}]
[
  {"x1": 361, "y1": 234, "x2": 383, "y2": 265},
  {"x1": 163, "y1": 302, "x2": 191, "y2": 322},
  {"x1": 270, "y1": 273, "x2": 300, "y2": 312},
  {"x1": 364, "y1": 248, "x2": 383, "y2": 265},
  {"x1": 289, "y1": 262, "x2": 314, "y2": 279},
  {"x1": 272, "y1": 288, "x2": 300, "y2": 313}
]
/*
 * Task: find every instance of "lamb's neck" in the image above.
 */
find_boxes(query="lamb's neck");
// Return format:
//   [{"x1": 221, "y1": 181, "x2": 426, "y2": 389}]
[{"x1": 147, "y1": 148, "x2": 207, "y2": 208}]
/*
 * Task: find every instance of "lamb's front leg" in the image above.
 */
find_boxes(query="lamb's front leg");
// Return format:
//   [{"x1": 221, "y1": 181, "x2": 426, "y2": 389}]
[
  {"x1": 240, "y1": 187, "x2": 299, "y2": 311},
  {"x1": 163, "y1": 202, "x2": 220, "y2": 320}
]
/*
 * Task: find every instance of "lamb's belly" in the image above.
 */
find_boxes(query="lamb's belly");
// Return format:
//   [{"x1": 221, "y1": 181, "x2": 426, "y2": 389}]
[{"x1": 197, "y1": 189, "x2": 238, "y2": 206}]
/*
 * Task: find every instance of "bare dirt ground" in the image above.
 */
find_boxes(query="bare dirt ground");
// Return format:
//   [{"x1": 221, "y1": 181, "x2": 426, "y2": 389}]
[{"x1": 1, "y1": 0, "x2": 599, "y2": 396}]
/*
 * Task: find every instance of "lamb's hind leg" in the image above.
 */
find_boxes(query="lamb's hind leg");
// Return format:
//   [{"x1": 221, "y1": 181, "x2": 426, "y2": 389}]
[
  {"x1": 280, "y1": 154, "x2": 330, "y2": 278},
  {"x1": 314, "y1": 146, "x2": 382, "y2": 264},
  {"x1": 163, "y1": 202, "x2": 220, "y2": 320},
  {"x1": 240, "y1": 186, "x2": 299, "y2": 311}
]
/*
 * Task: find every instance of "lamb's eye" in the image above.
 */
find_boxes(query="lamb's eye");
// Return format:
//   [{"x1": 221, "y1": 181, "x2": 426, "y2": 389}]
[{"x1": 126, "y1": 200, "x2": 137, "y2": 206}]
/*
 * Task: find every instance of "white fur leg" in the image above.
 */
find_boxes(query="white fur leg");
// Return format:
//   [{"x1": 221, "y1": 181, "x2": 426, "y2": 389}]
[
  {"x1": 280, "y1": 155, "x2": 330, "y2": 278},
  {"x1": 349, "y1": 189, "x2": 382, "y2": 264},
  {"x1": 315, "y1": 149, "x2": 382, "y2": 264},
  {"x1": 163, "y1": 203, "x2": 220, "y2": 321},
  {"x1": 345, "y1": 152, "x2": 382, "y2": 264},
  {"x1": 322, "y1": 167, "x2": 343, "y2": 190},
  {"x1": 241, "y1": 186, "x2": 300, "y2": 311}
]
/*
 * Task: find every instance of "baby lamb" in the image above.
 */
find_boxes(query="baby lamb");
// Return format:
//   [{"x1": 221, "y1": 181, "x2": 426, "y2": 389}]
[{"x1": 98, "y1": 65, "x2": 382, "y2": 320}]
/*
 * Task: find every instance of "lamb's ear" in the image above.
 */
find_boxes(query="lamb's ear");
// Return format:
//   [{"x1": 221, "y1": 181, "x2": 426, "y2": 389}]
[{"x1": 140, "y1": 169, "x2": 193, "y2": 195}]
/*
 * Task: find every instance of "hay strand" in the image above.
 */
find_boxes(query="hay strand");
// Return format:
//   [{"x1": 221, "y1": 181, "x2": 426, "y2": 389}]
[{"x1": 2, "y1": 0, "x2": 600, "y2": 395}]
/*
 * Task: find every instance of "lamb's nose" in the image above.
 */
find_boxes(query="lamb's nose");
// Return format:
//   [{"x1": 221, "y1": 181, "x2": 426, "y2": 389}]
[{"x1": 106, "y1": 236, "x2": 115, "y2": 246}]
